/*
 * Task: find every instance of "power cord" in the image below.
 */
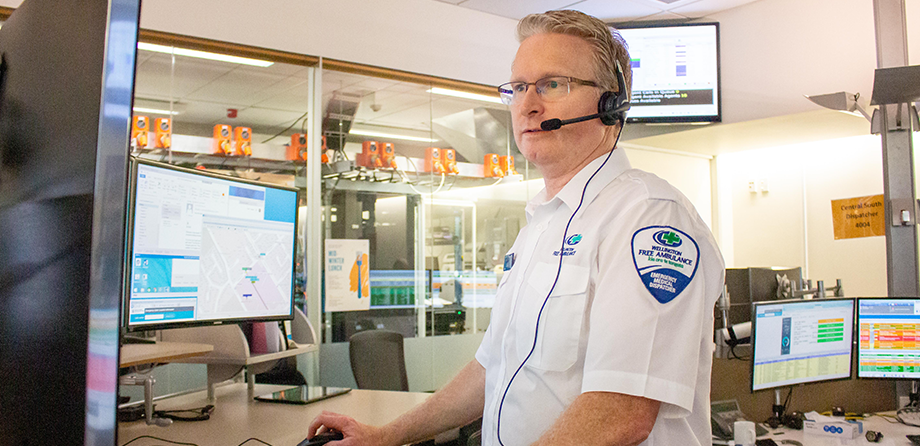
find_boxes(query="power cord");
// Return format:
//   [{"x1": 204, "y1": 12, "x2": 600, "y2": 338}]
[
  {"x1": 121, "y1": 435, "x2": 199, "y2": 446},
  {"x1": 897, "y1": 406, "x2": 920, "y2": 428},
  {"x1": 236, "y1": 439, "x2": 274, "y2": 446}
]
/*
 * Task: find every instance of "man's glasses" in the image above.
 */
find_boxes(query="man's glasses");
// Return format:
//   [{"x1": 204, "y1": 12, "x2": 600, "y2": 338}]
[{"x1": 497, "y1": 76, "x2": 598, "y2": 105}]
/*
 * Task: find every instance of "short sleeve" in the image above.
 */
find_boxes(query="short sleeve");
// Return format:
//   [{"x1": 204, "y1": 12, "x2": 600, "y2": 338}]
[{"x1": 581, "y1": 197, "x2": 713, "y2": 416}]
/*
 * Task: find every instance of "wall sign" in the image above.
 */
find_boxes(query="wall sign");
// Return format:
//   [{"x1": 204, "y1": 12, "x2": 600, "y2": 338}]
[{"x1": 831, "y1": 194, "x2": 885, "y2": 240}]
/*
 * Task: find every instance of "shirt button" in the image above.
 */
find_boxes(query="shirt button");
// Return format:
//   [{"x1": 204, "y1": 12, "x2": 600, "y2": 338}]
[{"x1": 536, "y1": 224, "x2": 546, "y2": 231}]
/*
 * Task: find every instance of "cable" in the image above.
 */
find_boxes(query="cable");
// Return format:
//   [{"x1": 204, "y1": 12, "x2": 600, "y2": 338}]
[
  {"x1": 496, "y1": 127, "x2": 623, "y2": 446},
  {"x1": 782, "y1": 387, "x2": 793, "y2": 412},
  {"x1": 120, "y1": 435, "x2": 199, "y2": 446},
  {"x1": 261, "y1": 109, "x2": 310, "y2": 144},
  {"x1": 236, "y1": 439, "x2": 273, "y2": 446},
  {"x1": 897, "y1": 406, "x2": 920, "y2": 427}
]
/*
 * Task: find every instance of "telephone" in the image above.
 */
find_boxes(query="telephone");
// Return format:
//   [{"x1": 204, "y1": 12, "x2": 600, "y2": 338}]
[{"x1": 711, "y1": 399, "x2": 769, "y2": 440}]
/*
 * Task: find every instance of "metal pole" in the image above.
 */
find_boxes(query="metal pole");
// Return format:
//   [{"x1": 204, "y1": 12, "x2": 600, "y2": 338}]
[{"x1": 873, "y1": 0, "x2": 919, "y2": 297}]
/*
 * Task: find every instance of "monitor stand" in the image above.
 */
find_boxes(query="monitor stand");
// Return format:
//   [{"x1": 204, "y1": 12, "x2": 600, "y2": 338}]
[
  {"x1": 909, "y1": 380, "x2": 920, "y2": 408},
  {"x1": 122, "y1": 334, "x2": 157, "y2": 345},
  {"x1": 765, "y1": 388, "x2": 785, "y2": 428}
]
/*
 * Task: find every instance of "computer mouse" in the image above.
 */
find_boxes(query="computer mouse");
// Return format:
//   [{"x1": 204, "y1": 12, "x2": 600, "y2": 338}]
[{"x1": 297, "y1": 430, "x2": 344, "y2": 446}]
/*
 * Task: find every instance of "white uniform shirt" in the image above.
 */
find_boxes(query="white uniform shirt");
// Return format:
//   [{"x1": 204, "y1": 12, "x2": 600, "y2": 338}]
[{"x1": 475, "y1": 148, "x2": 725, "y2": 446}]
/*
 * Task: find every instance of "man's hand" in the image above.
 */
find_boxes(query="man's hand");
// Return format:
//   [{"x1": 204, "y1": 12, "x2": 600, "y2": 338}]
[
  {"x1": 306, "y1": 411, "x2": 397, "y2": 446},
  {"x1": 306, "y1": 360, "x2": 486, "y2": 446}
]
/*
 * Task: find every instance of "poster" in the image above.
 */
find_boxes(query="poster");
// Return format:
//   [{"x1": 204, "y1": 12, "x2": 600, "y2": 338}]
[{"x1": 325, "y1": 239, "x2": 370, "y2": 312}]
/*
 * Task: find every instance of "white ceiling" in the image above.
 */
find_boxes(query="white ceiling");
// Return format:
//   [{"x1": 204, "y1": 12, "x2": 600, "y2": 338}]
[
  {"x1": 431, "y1": 0, "x2": 761, "y2": 23},
  {"x1": 133, "y1": 50, "x2": 507, "y2": 153}
]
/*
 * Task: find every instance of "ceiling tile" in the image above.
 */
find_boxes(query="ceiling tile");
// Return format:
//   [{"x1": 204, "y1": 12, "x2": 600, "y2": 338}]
[
  {"x1": 669, "y1": 0, "x2": 759, "y2": 18},
  {"x1": 574, "y1": 0, "x2": 664, "y2": 23},
  {"x1": 256, "y1": 93, "x2": 311, "y2": 113},
  {"x1": 629, "y1": 10, "x2": 690, "y2": 21},
  {"x1": 458, "y1": 0, "x2": 577, "y2": 20},
  {"x1": 134, "y1": 54, "x2": 235, "y2": 100},
  {"x1": 185, "y1": 68, "x2": 292, "y2": 106}
]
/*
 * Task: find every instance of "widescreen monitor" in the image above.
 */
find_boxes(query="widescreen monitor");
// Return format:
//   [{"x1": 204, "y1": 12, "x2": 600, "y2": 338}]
[
  {"x1": 125, "y1": 159, "x2": 298, "y2": 331},
  {"x1": 858, "y1": 298, "x2": 920, "y2": 379},
  {"x1": 617, "y1": 22, "x2": 721, "y2": 123},
  {"x1": 751, "y1": 298, "x2": 855, "y2": 391}
]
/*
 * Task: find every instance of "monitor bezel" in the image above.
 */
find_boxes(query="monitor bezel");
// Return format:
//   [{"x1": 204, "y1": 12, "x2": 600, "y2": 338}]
[
  {"x1": 856, "y1": 296, "x2": 920, "y2": 380},
  {"x1": 123, "y1": 157, "x2": 299, "y2": 333},
  {"x1": 613, "y1": 21, "x2": 722, "y2": 124},
  {"x1": 750, "y1": 297, "x2": 856, "y2": 393}
]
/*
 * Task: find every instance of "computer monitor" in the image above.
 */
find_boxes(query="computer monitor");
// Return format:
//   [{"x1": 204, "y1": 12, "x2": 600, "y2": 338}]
[
  {"x1": 124, "y1": 159, "x2": 299, "y2": 331},
  {"x1": 751, "y1": 298, "x2": 855, "y2": 392},
  {"x1": 857, "y1": 298, "x2": 920, "y2": 379}
]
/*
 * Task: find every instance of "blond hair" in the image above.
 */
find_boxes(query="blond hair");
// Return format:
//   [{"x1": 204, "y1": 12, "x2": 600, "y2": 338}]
[{"x1": 517, "y1": 10, "x2": 631, "y2": 96}]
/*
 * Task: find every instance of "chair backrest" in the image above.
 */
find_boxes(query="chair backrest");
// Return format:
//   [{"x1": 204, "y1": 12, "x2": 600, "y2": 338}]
[
  {"x1": 348, "y1": 329, "x2": 409, "y2": 391},
  {"x1": 291, "y1": 307, "x2": 316, "y2": 345}
]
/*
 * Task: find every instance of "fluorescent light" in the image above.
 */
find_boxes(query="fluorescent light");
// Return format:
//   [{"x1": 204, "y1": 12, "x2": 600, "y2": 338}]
[
  {"x1": 428, "y1": 87, "x2": 503, "y2": 104},
  {"x1": 137, "y1": 42, "x2": 274, "y2": 68},
  {"x1": 429, "y1": 198, "x2": 477, "y2": 207},
  {"x1": 132, "y1": 106, "x2": 180, "y2": 115},
  {"x1": 350, "y1": 129, "x2": 438, "y2": 143}
]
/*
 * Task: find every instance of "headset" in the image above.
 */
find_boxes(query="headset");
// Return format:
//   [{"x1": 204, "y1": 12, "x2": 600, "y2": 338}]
[
  {"x1": 496, "y1": 58, "x2": 630, "y2": 445},
  {"x1": 539, "y1": 59, "x2": 631, "y2": 131}
]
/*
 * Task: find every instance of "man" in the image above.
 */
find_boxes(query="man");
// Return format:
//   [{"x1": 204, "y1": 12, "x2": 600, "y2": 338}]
[{"x1": 308, "y1": 10, "x2": 724, "y2": 446}]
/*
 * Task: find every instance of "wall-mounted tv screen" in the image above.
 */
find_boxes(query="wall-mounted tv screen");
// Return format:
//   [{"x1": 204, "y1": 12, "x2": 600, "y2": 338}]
[
  {"x1": 124, "y1": 159, "x2": 299, "y2": 331},
  {"x1": 616, "y1": 22, "x2": 721, "y2": 123}
]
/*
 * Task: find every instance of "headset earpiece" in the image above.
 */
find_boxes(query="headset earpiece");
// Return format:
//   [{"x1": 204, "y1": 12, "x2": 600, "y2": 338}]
[
  {"x1": 597, "y1": 91, "x2": 621, "y2": 126},
  {"x1": 597, "y1": 59, "x2": 631, "y2": 126}
]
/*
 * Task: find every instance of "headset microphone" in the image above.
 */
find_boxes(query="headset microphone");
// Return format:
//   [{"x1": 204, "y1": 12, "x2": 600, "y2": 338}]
[{"x1": 540, "y1": 113, "x2": 603, "y2": 131}]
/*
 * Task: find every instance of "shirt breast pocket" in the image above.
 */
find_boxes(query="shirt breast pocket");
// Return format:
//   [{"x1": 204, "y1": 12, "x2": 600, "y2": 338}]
[{"x1": 518, "y1": 262, "x2": 590, "y2": 372}]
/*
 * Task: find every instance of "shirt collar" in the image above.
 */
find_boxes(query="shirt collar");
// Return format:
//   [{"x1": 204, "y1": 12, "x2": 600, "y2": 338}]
[{"x1": 526, "y1": 148, "x2": 631, "y2": 218}]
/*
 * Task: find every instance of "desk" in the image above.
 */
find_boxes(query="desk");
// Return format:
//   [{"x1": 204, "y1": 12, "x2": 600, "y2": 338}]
[
  {"x1": 118, "y1": 383, "x2": 431, "y2": 446},
  {"x1": 120, "y1": 342, "x2": 214, "y2": 368},
  {"x1": 761, "y1": 413, "x2": 920, "y2": 446}
]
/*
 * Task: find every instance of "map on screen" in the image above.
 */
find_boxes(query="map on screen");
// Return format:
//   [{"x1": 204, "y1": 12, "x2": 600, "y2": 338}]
[{"x1": 126, "y1": 161, "x2": 297, "y2": 329}]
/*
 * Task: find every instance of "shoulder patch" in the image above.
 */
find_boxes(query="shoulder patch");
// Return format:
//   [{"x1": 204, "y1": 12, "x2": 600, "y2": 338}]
[{"x1": 631, "y1": 226, "x2": 700, "y2": 304}]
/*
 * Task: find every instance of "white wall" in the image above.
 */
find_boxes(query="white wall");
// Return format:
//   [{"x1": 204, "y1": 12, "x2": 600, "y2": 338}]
[
  {"x1": 711, "y1": 0, "x2": 919, "y2": 124},
  {"x1": 623, "y1": 147, "x2": 714, "y2": 230},
  {"x1": 716, "y1": 134, "x2": 888, "y2": 296}
]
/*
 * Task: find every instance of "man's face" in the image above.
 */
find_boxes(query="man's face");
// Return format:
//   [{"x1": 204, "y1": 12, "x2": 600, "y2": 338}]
[{"x1": 510, "y1": 33, "x2": 609, "y2": 174}]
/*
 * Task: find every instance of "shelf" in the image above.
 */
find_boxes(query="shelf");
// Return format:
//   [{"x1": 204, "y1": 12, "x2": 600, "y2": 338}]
[
  {"x1": 120, "y1": 341, "x2": 214, "y2": 368},
  {"x1": 172, "y1": 342, "x2": 318, "y2": 366}
]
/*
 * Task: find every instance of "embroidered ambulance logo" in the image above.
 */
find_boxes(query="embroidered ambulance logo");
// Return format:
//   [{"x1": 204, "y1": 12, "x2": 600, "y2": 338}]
[
  {"x1": 653, "y1": 230, "x2": 682, "y2": 248},
  {"x1": 631, "y1": 226, "x2": 699, "y2": 304},
  {"x1": 566, "y1": 234, "x2": 582, "y2": 246}
]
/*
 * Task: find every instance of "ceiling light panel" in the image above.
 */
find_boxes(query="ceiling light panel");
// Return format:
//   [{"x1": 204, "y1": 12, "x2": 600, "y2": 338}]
[
  {"x1": 137, "y1": 42, "x2": 274, "y2": 67},
  {"x1": 428, "y1": 87, "x2": 503, "y2": 104}
]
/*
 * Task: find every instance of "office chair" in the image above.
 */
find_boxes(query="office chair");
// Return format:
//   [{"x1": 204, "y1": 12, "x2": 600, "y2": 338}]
[{"x1": 348, "y1": 329, "x2": 409, "y2": 391}]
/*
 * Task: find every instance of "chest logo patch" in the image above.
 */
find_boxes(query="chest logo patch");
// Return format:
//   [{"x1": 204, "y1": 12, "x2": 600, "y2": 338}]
[
  {"x1": 566, "y1": 234, "x2": 582, "y2": 246},
  {"x1": 631, "y1": 226, "x2": 699, "y2": 304}
]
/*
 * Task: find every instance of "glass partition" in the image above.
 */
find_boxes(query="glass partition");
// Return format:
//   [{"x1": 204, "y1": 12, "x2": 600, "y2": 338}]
[
  {"x1": 131, "y1": 39, "x2": 316, "y2": 313},
  {"x1": 124, "y1": 31, "x2": 537, "y2": 393},
  {"x1": 318, "y1": 68, "x2": 536, "y2": 348}
]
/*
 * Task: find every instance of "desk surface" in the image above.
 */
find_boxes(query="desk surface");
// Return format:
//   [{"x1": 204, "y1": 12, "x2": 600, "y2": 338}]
[
  {"x1": 118, "y1": 383, "x2": 431, "y2": 446},
  {"x1": 120, "y1": 341, "x2": 214, "y2": 368},
  {"x1": 761, "y1": 413, "x2": 920, "y2": 446}
]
